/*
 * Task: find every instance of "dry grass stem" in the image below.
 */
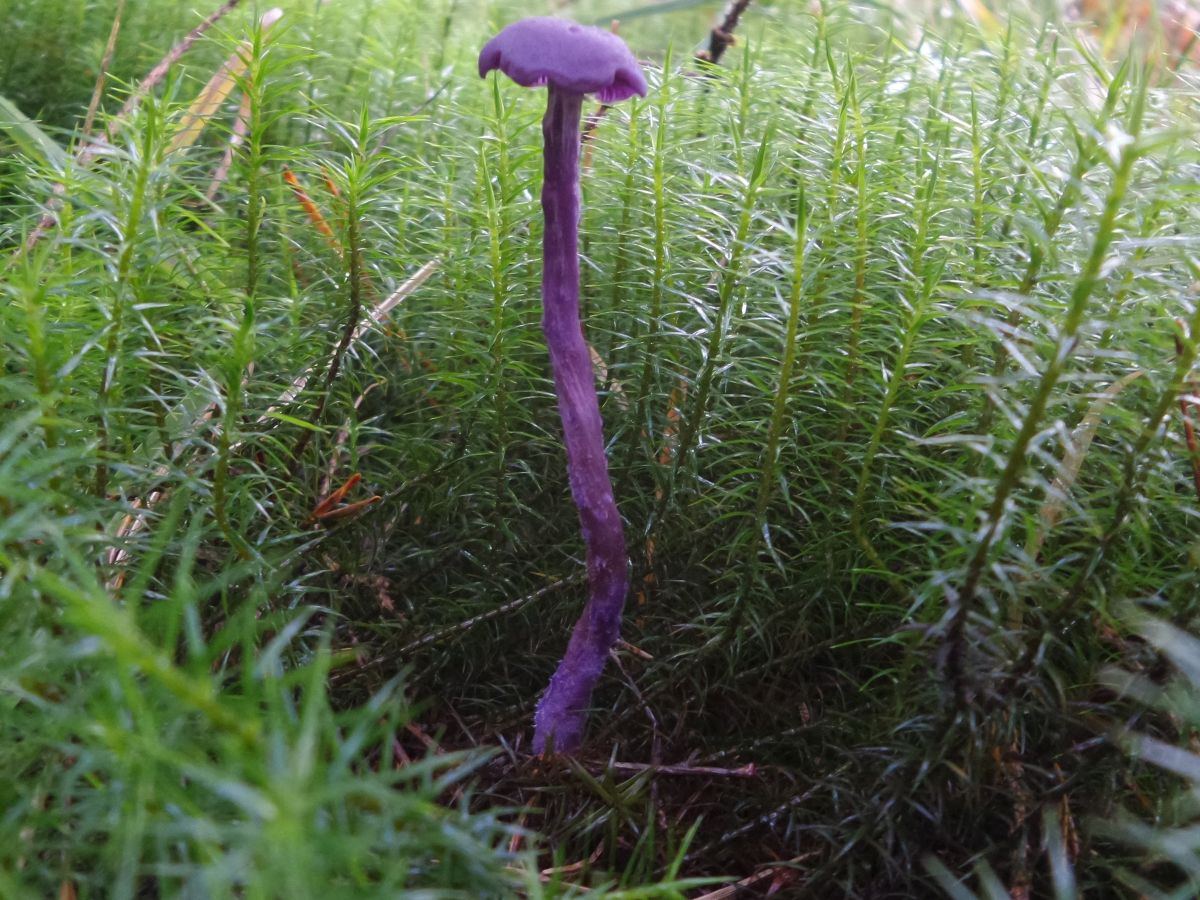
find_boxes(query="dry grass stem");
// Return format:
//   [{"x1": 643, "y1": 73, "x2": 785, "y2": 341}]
[{"x1": 81, "y1": 0, "x2": 126, "y2": 140}]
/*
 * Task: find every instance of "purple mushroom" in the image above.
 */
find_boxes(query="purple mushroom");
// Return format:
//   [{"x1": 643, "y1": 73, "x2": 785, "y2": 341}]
[{"x1": 479, "y1": 18, "x2": 647, "y2": 754}]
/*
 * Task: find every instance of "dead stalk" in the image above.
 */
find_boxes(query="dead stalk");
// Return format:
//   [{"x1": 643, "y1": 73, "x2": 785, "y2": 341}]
[{"x1": 10, "y1": 0, "x2": 248, "y2": 266}]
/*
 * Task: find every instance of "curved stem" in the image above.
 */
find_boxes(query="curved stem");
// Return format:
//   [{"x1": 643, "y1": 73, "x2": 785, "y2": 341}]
[{"x1": 533, "y1": 86, "x2": 629, "y2": 754}]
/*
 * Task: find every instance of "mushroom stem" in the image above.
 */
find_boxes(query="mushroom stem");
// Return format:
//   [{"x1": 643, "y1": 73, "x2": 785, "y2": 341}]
[{"x1": 532, "y1": 85, "x2": 630, "y2": 754}]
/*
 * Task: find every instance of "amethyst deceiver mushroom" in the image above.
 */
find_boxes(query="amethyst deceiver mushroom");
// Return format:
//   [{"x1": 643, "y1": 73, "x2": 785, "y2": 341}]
[{"x1": 479, "y1": 17, "x2": 647, "y2": 754}]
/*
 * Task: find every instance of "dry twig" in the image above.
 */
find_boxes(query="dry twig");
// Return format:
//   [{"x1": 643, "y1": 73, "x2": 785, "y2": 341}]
[
  {"x1": 1174, "y1": 322, "x2": 1200, "y2": 502},
  {"x1": 696, "y1": 0, "x2": 755, "y2": 66},
  {"x1": 11, "y1": 0, "x2": 250, "y2": 265},
  {"x1": 81, "y1": 0, "x2": 127, "y2": 140},
  {"x1": 591, "y1": 760, "x2": 757, "y2": 778},
  {"x1": 394, "y1": 574, "x2": 586, "y2": 657},
  {"x1": 692, "y1": 856, "x2": 815, "y2": 900}
]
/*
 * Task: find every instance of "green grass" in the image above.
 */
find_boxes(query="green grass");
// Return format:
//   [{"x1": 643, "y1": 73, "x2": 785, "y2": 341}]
[{"x1": 3, "y1": 0, "x2": 1200, "y2": 895}]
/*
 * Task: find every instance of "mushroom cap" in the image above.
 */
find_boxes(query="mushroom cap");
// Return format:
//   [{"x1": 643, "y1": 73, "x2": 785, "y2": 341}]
[{"x1": 478, "y1": 17, "x2": 648, "y2": 103}]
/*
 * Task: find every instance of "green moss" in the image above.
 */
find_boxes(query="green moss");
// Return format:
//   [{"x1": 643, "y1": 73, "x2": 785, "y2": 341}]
[{"x1": 2, "y1": 0, "x2": 1199, "y2": 895}]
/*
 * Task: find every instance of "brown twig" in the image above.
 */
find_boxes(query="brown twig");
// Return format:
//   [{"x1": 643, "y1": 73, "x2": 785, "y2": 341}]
[
  {"x1": 1180, "y1": 399, "x2": 1200, "y2": 500},
  {"x1": 609, "y1": 648, "x2": 660, "y2": 746},
  {"x1": 81, "y1": 0, "x2": 126, "y2": 140},
  {"x1": 691, "y1": 856, "x2": 814, "y2": 900},
  {"x1": 581, "y1": 21, "x2": 621, "y2": 170},
  {"x1": 290, "y1": 248, "x2": 439, "y2": 462},
  {"x1": 205, "y1": 92, "x2": 252, "y2": 201},
  {"x1": 686, "y1": 768, "x2": 845, "y2": 862},
  {"x1": 1174, "y1": 322, "x2": 1200, "y2": 502},
  {"x1": 506, "y1": 812, "x2": 528, "y2": 855},
  {"x1": 539, "y1": 845, "x2": 604, "y2": 879},
  {"x1": 696, "y1": 0, "x2": 755, "y2": 67},
  {"x1": 391, "y1": 735, "x2": 412, "y2": 768},
  {"x1": 10, "y1": 0, "x2": 248, "y2": 266},
  {"x1": 258, "y1": 258, "x2": 438, "y2": 425},
  {"x1": 608, "y1": 647, "x2": 664, "y2": 829},
  {"x1": 102, "y1": 0, "x2": 247, "y2": 151},
  {"x1": 594, "y1": 760, "x2": 757, "y2": 778},
  {"x1": 580, "y1": 103, "x2": 611, "y2": 171},
  {"x1": 168, "y1": 9, "x2": 284, "y2": 156},
  {"x1": 393, "y1": 574, "x2": 586, "y2": 656}
]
